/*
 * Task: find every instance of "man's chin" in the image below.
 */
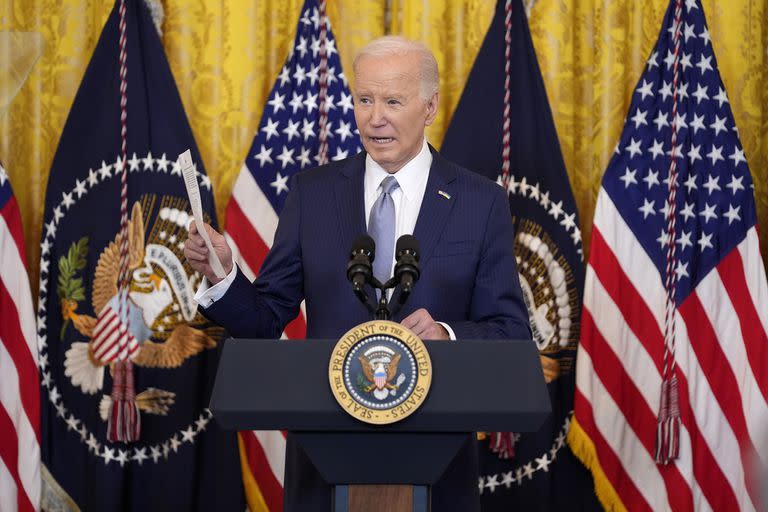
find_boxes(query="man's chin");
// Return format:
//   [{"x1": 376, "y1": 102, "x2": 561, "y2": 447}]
[{"x1": 364, "y1": 145, "x2": 393, "y2": 161}]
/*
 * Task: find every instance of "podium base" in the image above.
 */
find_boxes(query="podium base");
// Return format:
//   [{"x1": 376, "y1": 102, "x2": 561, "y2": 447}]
[{"x1": 333, "y1": 484, "x2": 429, "y2": 512}]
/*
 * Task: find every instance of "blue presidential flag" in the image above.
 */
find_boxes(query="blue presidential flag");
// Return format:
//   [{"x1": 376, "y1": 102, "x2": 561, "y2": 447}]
[
  {"x1": 37, "y1": 0, "x2": 244, "y2": 509},
  {"x1": 441, "y1": 0, "x2": 599, "y2": 510}
]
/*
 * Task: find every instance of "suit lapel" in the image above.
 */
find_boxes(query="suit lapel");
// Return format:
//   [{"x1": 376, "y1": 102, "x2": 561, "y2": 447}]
[
  {"x1": 413, "y1": 147, "x2": 457, "y2": 267},
  {"x1": 334, "y1": 152, "x2": 377, "y2": 300},
  {"x1": 334, "y1": 151, "x2": 367, "y2": 252}
]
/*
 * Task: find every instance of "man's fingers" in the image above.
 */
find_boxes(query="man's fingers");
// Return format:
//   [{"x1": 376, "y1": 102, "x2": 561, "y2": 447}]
[
  {"x1": 401, "y1": 309, "x2": 449, "y2": 340},
  {"x1": 184, "y1": 220, "x2": 232, "y2": 283},
  {"x1": 184, "y1": 240, "x2": 208, "y2": 258},
  {"x1": 185, "y1": 237, "x2": 208, "y2": 253},
  {"x1": 400, "y1": 310, "x2": 421, "y2": 329},
  {"x1": 203, "y1": 222, "x2": 225, "y2": 245},
  {"x1": 190, "y1": 220, "x2": 217, "y2": 243},
  {"x1": 187, "y1": 232, "x2": 206, "y2": 248},
  {"x1": 402, "y1": 309, "x2": 429, "y2": 334},
  {"x1": 184, "y1": 248, "x2": 208, "y2": 262}
]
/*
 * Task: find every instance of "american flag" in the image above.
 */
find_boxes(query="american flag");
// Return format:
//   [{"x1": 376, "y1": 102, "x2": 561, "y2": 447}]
[
  {"x1": 569, "y1": 0, "x2": 768, "y2": 510},
  {"x1": 0, "y1": 164, "x2": 41, "y2": 511},
  {"x1": 225, "y1": 1, "x2": 360, "y2": 509}
]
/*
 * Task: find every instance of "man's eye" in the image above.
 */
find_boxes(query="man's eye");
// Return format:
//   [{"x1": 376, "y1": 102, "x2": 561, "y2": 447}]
[
  {"x1": 358, "y1": 98, "x2": 370, "y2": 104},
  {"x1": 387, "y1": 99, "x2": 400, "y2": 105}
]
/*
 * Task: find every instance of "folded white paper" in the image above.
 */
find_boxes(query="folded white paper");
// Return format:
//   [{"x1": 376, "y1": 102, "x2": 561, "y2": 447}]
[{"x1": 179, "y1": 149, "x2": 226, "y2": 279}]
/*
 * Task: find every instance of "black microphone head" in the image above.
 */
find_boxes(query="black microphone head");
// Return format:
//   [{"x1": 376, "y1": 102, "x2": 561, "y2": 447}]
[
  {"x1": 396, "y1": 234, "x2": 419, "y2": 261},
  {"x1": 352, "y1": 235, "x2": 375, "y2": 261}
]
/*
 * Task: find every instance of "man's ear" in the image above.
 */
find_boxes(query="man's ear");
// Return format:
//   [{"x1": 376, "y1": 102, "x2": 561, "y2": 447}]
[{"x1": 424, "y1": 91, "x2": 439, "y2": 126}]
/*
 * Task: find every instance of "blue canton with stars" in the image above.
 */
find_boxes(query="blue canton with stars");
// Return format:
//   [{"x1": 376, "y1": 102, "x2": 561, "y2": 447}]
[
  {"x1": 247, "y1": 0, "x2": 361, "y2": 213},
  {"x1": 603, "y1": 0, "x2": 757, "y2": 304}
]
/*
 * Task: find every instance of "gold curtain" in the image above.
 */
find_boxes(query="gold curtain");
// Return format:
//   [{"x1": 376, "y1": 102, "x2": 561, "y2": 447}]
[
  {"x1": 162, "y1": 0, "x2": 387, "y2": 235},
  {"x1": 0, "y1": 0, "x2": 491, "y2": 295},
  {"x1": 2, "y1": 1, "x2": 766, "y2": 510},
  {"x1": 1, "y1": 0, "x2": 766, "y2": 292},
  {"x1": 529, "y1": 0, "x2": 768, "y2": 259},
  {"x1": 0, "y1": 0, "x2": 113, "y2": 290},
  {"x1": 388, "y1": 0, "x2": 495, "y2": 145}
]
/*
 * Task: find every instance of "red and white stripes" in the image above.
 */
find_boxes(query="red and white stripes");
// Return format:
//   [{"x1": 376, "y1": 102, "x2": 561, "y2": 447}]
[
  {"x1": 226, "y1": 164, "x2": 303, "y2": 508},
  {"x1": 571, "y1": 191, "x2": 767, "y2": 510},
  {"x1": 239, "y1": 430, "x2": 286, "y2": 511},
  {"x1": 90, "y1": 307, "x2": 139, "y2": 363},
  {"x1": 0, "y1": 174, "x2": 41, "y2": 511}
]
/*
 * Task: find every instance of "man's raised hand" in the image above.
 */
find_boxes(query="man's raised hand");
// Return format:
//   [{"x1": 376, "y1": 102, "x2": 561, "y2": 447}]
[{"x1": 183, "y1": 221, "x2": 234, "y2": 284}]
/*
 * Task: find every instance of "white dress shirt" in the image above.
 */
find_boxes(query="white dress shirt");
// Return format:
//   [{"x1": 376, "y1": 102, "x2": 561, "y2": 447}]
[{"x1": 194, "y1": 139, "x2": 455, "y2": 339}]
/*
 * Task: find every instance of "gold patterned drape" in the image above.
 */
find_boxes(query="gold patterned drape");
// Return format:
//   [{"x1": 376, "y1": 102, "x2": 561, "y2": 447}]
[
  {"x1": 0, "y1": 0, "x2": 489, "y2": 295},
  {"x1": 162, "y1": 0, "x2": 387, "y2": 233},
  {"x1": 388, "y1": 0, "x2": 495, "y2": 144},
  {"x1": 1, "y1": 0, "x2": 766, "y2": 296}
]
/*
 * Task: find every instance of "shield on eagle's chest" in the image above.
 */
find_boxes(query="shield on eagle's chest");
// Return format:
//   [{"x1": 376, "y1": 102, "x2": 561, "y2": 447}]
[{"x1": 374, "y1": 364, "x2": 387, "y2": 389}]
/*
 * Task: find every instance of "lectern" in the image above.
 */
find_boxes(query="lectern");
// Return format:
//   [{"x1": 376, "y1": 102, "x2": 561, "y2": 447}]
[{"x1": 210, "y1": 338, "x2": 550, "y2": 511}]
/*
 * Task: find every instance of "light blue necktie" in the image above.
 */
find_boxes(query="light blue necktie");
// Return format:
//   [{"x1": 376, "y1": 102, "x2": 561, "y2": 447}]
[{"x1": 368, "y1": 175, "x2": 399, "y2": 286}]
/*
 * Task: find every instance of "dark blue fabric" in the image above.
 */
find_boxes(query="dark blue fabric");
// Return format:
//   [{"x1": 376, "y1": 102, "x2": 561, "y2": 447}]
[
  {"x1": 203, "y1": 146, "x2": 532, "y2": 511},
  {"x1": 441, "y1": 0, "x2": 599, "y2": 510},
  {"x1": 38, "y1": 0, "x2": 244, "y2": 509},
  {"x1": 205, "y1": 147, "x2": 531, "y2": 343},
  {"x1": 0, "y1": 164, "x2": 12, "y2": 210}
]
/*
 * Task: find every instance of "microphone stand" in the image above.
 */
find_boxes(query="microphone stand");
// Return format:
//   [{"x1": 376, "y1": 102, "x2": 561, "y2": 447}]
[
  {"x1": 372, "y1": 277, "x2": 398, "y2": 320},
  {"x1": 351, "y1": 276, "x2": 402, "y2": 320}
]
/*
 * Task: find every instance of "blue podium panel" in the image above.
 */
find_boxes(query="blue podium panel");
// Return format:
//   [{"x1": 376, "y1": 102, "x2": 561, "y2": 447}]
[{"x1": 210, "y1": 338, "x2": 550, "y2": 433}]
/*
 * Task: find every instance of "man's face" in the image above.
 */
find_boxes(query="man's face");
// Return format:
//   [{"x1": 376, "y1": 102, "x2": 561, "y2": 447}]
[{"x1": 353, "y1": 53, "x2": 438, "y2": 173}]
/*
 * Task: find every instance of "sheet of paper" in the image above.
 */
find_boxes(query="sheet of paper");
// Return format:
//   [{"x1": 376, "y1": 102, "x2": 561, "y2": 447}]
[{"x1": 178, "y1": 149, "x2": 226, "y2": 279}]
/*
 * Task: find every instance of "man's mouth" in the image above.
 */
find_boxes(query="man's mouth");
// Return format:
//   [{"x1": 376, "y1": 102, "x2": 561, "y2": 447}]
[{"x1": 369, "y1": 137, "x2": 394, "y2": 144}]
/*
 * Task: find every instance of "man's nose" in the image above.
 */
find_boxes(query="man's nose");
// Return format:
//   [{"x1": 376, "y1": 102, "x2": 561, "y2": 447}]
[{"x1": 370, "y1": 103, "x2": 386, "y2": 126}]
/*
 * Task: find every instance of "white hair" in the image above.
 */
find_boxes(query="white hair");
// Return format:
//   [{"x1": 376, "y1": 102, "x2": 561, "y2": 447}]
[{"x1": 353, "y1": 36, "x2": 439, "y2": 101}]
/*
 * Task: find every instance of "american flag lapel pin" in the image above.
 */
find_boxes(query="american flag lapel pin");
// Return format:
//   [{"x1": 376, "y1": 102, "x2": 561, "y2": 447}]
[{"x1": 438, "y1": 190, "x2": 451, "y2": 200}]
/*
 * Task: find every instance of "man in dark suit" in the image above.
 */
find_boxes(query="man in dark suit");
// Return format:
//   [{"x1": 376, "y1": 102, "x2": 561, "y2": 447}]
[{"x1": 185, "y1": 36, "x2": 531, "y2": 512}]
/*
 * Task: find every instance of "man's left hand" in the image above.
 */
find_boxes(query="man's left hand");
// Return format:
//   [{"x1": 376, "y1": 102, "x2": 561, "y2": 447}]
[{"x1": 401, "y1": 308, "x2": 449, "y2": 340}]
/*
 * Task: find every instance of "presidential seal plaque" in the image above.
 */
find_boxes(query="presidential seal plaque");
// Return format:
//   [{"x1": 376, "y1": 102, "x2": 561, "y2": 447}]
[{"x1": 329, "y1": 320, "x2": 432, "y2": 425}]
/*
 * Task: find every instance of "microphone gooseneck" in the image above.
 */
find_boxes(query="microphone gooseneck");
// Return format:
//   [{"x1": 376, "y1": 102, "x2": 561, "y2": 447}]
[{"x1": 394, "y1": 235, "x2": 420, "y2": 303}]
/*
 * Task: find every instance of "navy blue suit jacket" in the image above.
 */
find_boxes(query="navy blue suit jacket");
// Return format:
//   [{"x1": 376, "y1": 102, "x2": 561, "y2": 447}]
[{"x1": 204, "y1": 147, "x2": 531, "y2": 511}]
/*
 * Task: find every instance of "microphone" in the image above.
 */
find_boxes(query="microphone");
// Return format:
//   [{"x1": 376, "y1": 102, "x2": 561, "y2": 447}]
[
  {"x1": 347, "y1": 235, "x2": 375, "y2": 292},
  {"x1": 394, "y1": 235, "x2": 420, "y2": 301}
]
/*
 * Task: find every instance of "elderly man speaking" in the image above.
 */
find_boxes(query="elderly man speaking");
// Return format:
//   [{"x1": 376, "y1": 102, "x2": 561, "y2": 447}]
[{"x1": 185, "y1": 36, "x2": 531, "y2": 512}]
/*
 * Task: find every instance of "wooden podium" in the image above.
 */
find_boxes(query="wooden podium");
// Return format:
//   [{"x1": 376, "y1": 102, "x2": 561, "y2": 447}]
[{"x1": 209, "y1": 338, "x2": 551, "y2": 511}]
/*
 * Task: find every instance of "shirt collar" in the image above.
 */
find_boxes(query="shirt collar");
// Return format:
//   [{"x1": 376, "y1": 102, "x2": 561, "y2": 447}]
[{"x1": 365, "y1": 139, "x2": 432, "y2": 201}]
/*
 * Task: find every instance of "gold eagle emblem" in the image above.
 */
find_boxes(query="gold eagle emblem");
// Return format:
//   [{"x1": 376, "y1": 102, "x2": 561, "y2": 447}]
[
  {"x1": 61, "y1": 199, "x2": 218, "y2": 417},
  {"x1": 358, "y1": 352, "x2": 401, "y2": 392}
]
